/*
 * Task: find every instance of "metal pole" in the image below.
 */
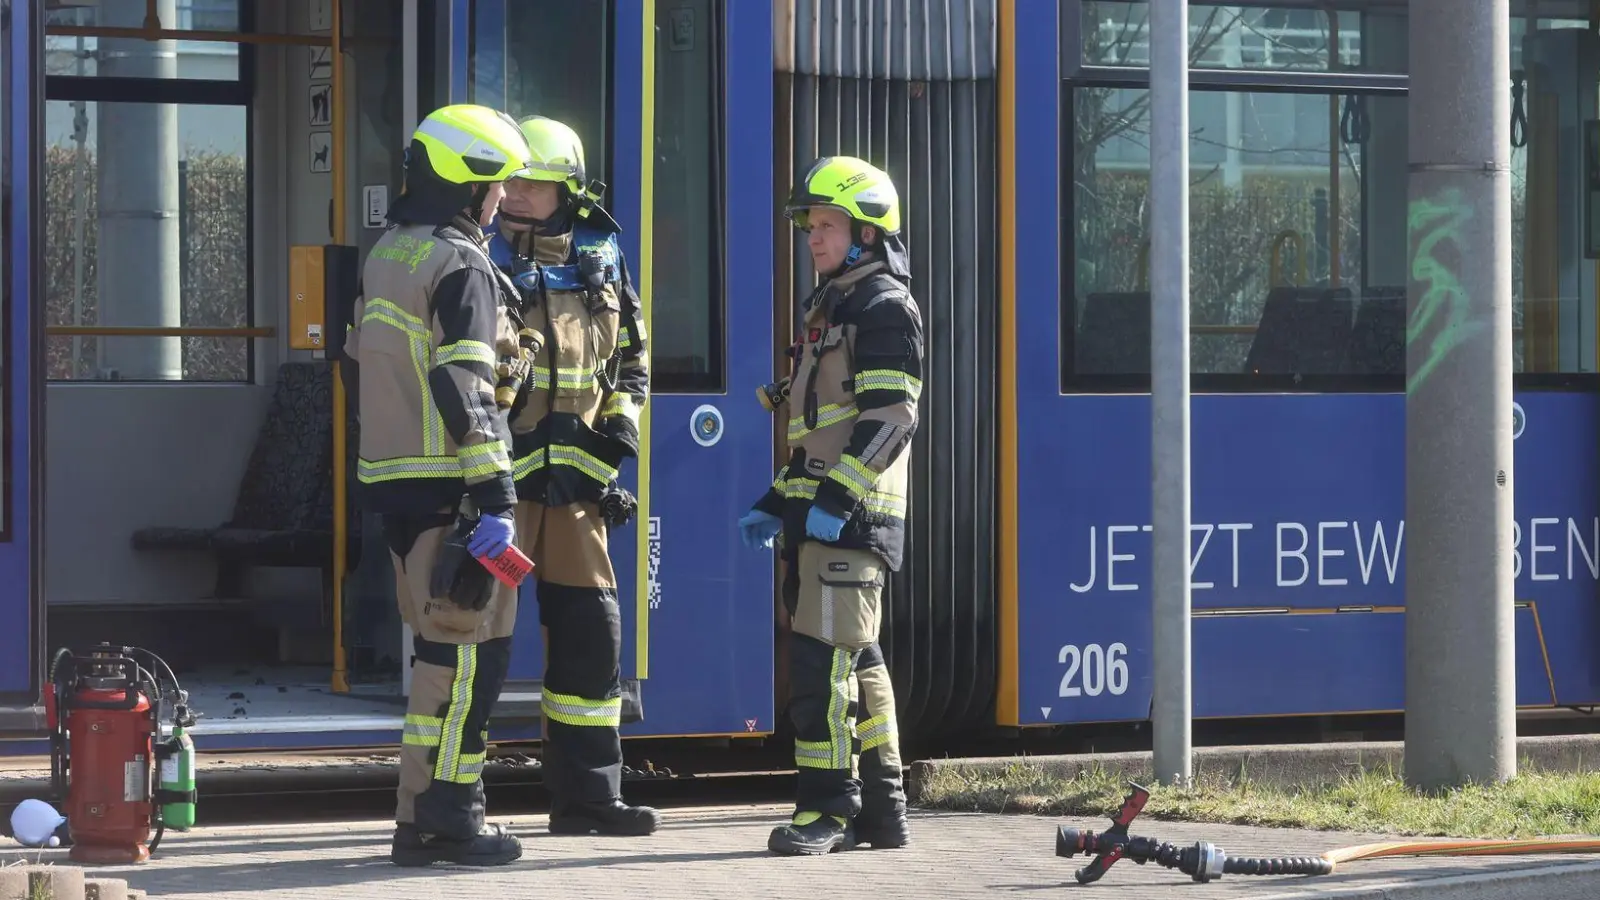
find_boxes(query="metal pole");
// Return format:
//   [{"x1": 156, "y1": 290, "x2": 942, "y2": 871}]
[
  {"x1": 1149, "y1": 0, "x2": 1192, "y2": 788},
  {"x1": 1403, "y1": 0, "x2": 1516, "y2": 791}
]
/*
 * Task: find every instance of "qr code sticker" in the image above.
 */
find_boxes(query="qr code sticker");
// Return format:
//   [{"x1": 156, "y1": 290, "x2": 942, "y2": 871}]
[{"x1": 647, "y1": 517, "x2": 663, "y2": 610}]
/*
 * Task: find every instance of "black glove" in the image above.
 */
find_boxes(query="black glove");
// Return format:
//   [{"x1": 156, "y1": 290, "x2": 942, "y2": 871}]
[
  {"x1": 597, "y1": 414, "x2": 640, "y2": 458},
  {"x1": 599, "y1": 484, "x2": 638, "y2": 529},
  {"x1": 429, "y1": 513, "x2": 497, "y2": 611}
]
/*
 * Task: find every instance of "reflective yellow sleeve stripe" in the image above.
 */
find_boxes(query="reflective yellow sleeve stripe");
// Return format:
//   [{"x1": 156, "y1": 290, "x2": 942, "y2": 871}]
[
  {"x1": 795, "y1": 648, "x2": 855, "y2": 770},
  {"x1": 779, "y1": 475, "x2": 907, "y2": 521},
  {"x1": 617, "y1": 330, "x2": 635, "y2": 350},
  {"x1": 362, "y1": 298, "x2": 445, "y2": 456},
  {"x1": 854, "y1": 368, "x2": 923, "y2": 400},
  {"x1": 770, "y1": 465, "x2": 790, "y2": 491},
  {"x1": 435, "y1": 339, "x2": 498, "y2": 367},
  {"x1": 826, "y1": 454, "x2": 877, "y2": 501},
  {"x1": 600, "y1": 392, "x2": 644, "y2": 425},
  {"x1": 433, "y1": 644, "x2": 478, "y2": 785},
  {"x1": 787, "y1": 403, "x2": 859, "y2": 441},
  {"x1": 855, "y1": 713, "x2": 896, "y2": 752},
  {"x1": 542, "y1": 688, "x2": 622, "y2": 728},
  {"x1": 458, "y1": 439, "x2": 512, "y2": 478}
]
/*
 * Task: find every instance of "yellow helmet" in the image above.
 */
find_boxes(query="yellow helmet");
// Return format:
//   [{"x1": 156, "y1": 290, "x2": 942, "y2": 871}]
[
  {"x1": 409, "y1": 104, "x2": 531, "y2": 185},
  {"x1": 512, "y1": 115, "x2": 587, "y2": 196},
  {"x1": 784, "y1": 156, "x2": 902, "y2": 235}
]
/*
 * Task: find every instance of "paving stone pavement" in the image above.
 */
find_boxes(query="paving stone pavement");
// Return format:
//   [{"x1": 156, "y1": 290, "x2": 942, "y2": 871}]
[{"x1": 5, "y1": 804, "x2": 1600, "y2": 900}]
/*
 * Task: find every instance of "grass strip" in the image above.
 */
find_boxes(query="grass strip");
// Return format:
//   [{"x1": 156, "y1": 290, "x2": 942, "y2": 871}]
[{"x1": 915, "y1": 760, "x2": 1600, "y2": 839}]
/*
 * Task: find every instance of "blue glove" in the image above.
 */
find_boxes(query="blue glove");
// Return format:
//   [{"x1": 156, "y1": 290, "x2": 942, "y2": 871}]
[
  {"x1": 739, "y1": 510, "x2": 782, "y2": 550},
  {"x1": 468, "y1": 511, "x2": 516, "y2": 560},
  {"x1": 805, "y1": 506, "x2": 848, "y2": 542}
]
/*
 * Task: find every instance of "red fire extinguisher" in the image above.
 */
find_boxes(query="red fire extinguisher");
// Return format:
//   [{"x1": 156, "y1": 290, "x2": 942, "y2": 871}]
[{"x1": 44, "y1": 643, "x2": 195, "y2": 865}]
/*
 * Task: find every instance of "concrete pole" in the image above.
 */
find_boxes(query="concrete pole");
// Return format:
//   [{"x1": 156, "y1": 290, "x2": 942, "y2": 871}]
[
  {"x1": 1403, "y1": 0, "x2": 1516, "y2": 791},
  {"x1": 1148, "y1": 0, "x2": 1193, "y2": 788},
  {"x1": 96, "y1": 0, "x2": 182, "y2": 380}
]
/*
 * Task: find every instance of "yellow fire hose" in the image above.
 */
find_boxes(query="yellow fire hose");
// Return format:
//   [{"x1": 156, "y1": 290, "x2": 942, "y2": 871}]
[
  {"x1": 1323, "y1": 838, "x2": 1600, "y2": 865},
  {"x1": 1055, "y1": 782, "x2": 1600, "y2": 885}
]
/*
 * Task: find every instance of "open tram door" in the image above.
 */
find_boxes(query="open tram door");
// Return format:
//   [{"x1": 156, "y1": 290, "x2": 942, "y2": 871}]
[{"x1": 0, "y1": 0, "x2": 654, "y2": 752}]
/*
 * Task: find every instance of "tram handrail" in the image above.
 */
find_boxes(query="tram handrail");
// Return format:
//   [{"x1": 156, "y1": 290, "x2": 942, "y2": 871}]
[{"x1": 46, "y1": 326, "x2": 275, "y2": 338}]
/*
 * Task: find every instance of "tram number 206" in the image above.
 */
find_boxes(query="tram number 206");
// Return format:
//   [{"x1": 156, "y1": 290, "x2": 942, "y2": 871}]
[{"x1": 1058, "y1": 643, "x2": 1130, "y2": 698}]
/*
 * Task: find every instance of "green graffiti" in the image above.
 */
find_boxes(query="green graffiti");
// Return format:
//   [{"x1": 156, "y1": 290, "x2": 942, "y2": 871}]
[
  {"x1": 371, "y1": 235, "x2": 436, "y2": 273},
  {"x1": 1407, "y1": 187, "x2": 1485, "y2": 392}
]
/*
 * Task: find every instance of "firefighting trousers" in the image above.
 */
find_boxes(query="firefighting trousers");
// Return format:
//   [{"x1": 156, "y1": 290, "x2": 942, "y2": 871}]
[
  {"x1": 384, "y1": 510, "x2": 518, "y2": 840},
  {"x1": 782, "y1": 539, "x2": 905, "y2": 821},
  {"x1": 515, "y1": 500, "x2": 626, "y2": 808}
]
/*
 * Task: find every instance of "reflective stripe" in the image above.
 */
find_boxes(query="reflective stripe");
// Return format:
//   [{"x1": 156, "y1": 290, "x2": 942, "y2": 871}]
[
  {"x1": 436, "y1": 339, "x2": 498, "y2": 367},
  {"x1": 459, "y1": 439, "x2": 512, "y2": 479},
  {"x1": 600, "y1": 392, "x2": 643, "y2": 426},
  {"x1": 358, "y1": 455, "x2": 464, "y2": 483},
  {"x1": 856, "y1": 713, "x2": 895, "y2": 752},
  {"x1": 362, "y1": 297, "x2": 446, "y2": 456},
  {"x1": 795, "y1": 738, "x2": 835, "y2": 769},
  {"x1": 446, "y1": 752, "x2": 487, "y2": 784},
  {"x1": 854, "y1": 368, "x2": 922, "y2": 400},
  {"x1": 827, "y1": 454, "x2": 877, "y2": 501},
  {"x1": 788, "y1": 403, "x2": 859, "y2": 441},
  {"x1": 549, "y1": 444, "x2": 619, "y2": 485},
  {"x1": 543, "y1": 688, "x2": 622, "y2": 728},
  {"x1": 778, "y1": 474, "x2": 906, "y2": 521},
  {"x1": 403, "y1": 714, "x2": 443, "y2": 748},
  {"x1": 512, "y1": 447, "x2": 548, "y2": 480},
  {"x1": 512, "y1": 444, "x2": 619, "y2": 488},
  {"x1": 433, "y1": 644, "x2": 479, "y2": 784}
]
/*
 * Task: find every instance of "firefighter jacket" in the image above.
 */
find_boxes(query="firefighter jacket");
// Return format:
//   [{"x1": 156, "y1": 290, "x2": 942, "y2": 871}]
[
  {"x1": 344, "y1": 213, "x2": 521, "y2": 516},
  {"x1": 752, "y1": 258, "x2": 925, "y2": 571},
  {"x1": 487, "y1": 217, "x2": 650, "y2": 506}
]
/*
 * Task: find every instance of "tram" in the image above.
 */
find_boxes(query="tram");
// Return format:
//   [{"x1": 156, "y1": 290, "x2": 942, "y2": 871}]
[{"x1": 2, "y1": 0, "x2": 1598, "y2": 758}]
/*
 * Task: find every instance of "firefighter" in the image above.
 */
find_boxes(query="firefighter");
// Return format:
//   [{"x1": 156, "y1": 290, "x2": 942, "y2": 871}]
[
  {"x1": 341, "y1": 103, "x2": 534, "y2": 867},
  {"x1": 484, "y1": 115, "x2": 659, "y2": 836},
  {"x1": 741, "y1": 156, "x2": 925, "y2": 855}
]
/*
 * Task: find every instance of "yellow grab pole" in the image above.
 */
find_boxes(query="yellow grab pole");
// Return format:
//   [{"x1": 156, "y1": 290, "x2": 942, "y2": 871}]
[{"x1": 330, "y1": 0, "x2": 350, "y2": 694}]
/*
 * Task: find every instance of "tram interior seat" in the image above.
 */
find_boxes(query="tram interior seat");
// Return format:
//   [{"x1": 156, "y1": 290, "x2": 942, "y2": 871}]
[
  {"x1": 1076, "y1": 291, "x2": 1152, "y2": 374},
  {"x1": 1243, "y1": 286, "x2": 1356, "y2": 377},
  {"x1": 1343, "y1": 285, "x2": 1407, "y2": 376},
  {"x1": 129, "y1": 361, "x2": 362, "y2": 653}
]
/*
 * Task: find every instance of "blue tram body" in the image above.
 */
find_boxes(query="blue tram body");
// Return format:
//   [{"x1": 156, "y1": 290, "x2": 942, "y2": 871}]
[{"x1": 2, "y1": 0, "x2": 1598, "y2": 754}]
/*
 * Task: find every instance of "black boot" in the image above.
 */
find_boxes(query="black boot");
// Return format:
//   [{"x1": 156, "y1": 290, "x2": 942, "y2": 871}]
[
  {"x1": 549, "y1": 799, "x2": 662, "y2": 836},
  {"x1": 768, "y1": 812, "x2": 855, "y2": 855},
  {"x1": 851, "y1": 809, "x2": 910, "y2": 849},
  {"x1": 390, "y1": 823, "x2": 523, "y2": 867}
]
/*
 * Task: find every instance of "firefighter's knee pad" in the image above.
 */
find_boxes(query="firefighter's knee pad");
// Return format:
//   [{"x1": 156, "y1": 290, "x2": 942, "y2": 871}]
[
  {"x1": 792, "y1": 543, "x2": 885, "y2": 650},
  {"x1": 539, "y1": 581, "x2": 621, "y2": 700}
]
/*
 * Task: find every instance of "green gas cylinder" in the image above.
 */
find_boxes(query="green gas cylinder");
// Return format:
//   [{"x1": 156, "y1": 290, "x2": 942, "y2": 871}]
[{"x1": 158, "y1": 724, "x2": 196, "y2": 830}]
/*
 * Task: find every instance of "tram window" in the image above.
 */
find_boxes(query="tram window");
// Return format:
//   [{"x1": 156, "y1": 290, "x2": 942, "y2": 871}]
[
  {"x1": 1075, "y1": 3, "x2": 1395, "y2": 74},
  {"x1": 649, "y1": 0, "x2": 724, "y2": 393},
  {"x1": 45, "y1": 1, "x2": 243, "y2": 81},
  {"x1": 1066, "y1": 86, "x2": 1417, "y2": 389},
  {"x1": 503, "y1": 1, "x2": 610, "y2": 190},
  {"x1": 42, "y1": 100, "x2": 251, "y2": 382}
]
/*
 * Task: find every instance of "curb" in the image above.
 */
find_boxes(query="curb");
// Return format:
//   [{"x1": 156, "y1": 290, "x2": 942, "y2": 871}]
[{"x1": 906, "y1": 733, "x2": 1600, "y2": 802}]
